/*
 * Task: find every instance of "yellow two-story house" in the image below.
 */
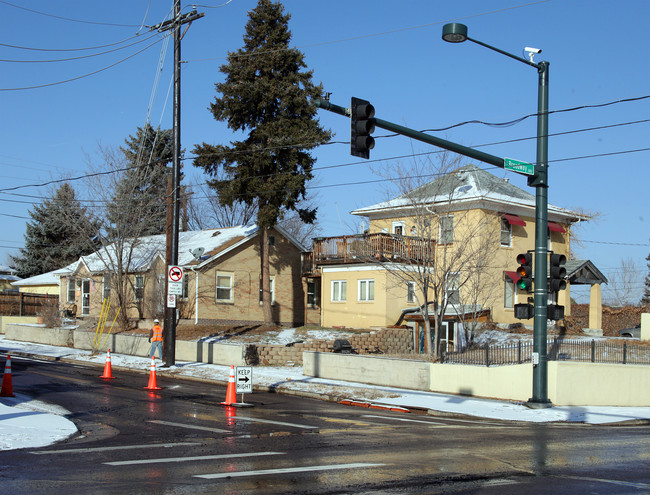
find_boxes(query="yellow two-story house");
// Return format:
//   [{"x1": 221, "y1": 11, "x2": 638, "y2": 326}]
[{"x1": 304, "y1": 164, "x2": 607, "y2": 348}]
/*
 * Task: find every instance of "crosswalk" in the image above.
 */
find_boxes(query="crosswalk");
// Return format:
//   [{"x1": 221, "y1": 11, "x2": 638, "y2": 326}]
[{"x1": 28, "y1": 412, "x2": 401, "y2": 483}]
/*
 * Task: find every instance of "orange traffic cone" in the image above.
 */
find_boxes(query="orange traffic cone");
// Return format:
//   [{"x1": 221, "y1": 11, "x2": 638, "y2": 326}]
[
  {"x1": 100, "y1": 349, "x2": 116, "y2": 380},
  {"x1": 144, "y1": 356, "x2": 161, "y2": 391},
  {"x1": 1, "y1": 354, "x2": 15, "y2": 397},
  {"x1": 221, "y1": 365, "x2": 237, "y2": 405}
]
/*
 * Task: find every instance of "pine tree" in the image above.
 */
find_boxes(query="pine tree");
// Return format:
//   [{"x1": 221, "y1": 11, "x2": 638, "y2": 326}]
[
  {"x1": 107, "y1": 123, "x2": 174, "y2": 238},
  {"x1": 642, "y1": 252, "x2": 650, "y2": 305},
  {"x1": 11, "y1": 183, "x2": 99, "y2": 278},
  {"x1": 193, "y1": 0, "x2": 331, "y2": 324}
]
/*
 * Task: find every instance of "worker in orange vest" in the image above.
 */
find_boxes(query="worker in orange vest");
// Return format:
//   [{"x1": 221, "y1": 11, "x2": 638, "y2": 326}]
[{"x1": 148, "y1": 319, "x2": 163, "y2": 359}]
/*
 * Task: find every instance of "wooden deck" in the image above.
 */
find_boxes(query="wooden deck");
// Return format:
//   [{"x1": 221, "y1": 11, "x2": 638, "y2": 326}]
[{"x1": 303, "y1": 233, "x2": 435, "y2": 274}]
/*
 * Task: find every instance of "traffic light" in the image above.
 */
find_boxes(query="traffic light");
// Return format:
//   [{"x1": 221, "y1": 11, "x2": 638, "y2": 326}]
[
  {"x1": 515, "y1": 252, "x2": 533, "y2": 293},
  {"x1": 350, "y1": 97, "x2": 375, "y2": 159},
  {"x1": 549, "y1": 253, "x2": 567, "y2": 294},
  {"x1": 514, "y1": 303, "x2": 534, "y2": 320}
]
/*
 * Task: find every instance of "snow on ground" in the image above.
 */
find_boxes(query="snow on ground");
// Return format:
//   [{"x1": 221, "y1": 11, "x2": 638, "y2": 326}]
[{"x1": 0, "y1": 335, "x2": 649, "y2": 452}]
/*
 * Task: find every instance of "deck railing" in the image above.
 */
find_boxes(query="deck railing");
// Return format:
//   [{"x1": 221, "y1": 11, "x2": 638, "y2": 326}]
[{"x1": 303, "y1": 233, "x2": 436, "y2": 274}]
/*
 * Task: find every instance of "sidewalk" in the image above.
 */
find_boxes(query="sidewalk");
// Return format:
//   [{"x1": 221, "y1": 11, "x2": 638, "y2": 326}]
[{"x1": 1, "y1": 336, "x2": 649, "y2": 451}]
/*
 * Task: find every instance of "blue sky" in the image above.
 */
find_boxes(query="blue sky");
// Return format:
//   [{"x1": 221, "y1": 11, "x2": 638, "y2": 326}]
[{"x1": 1, "y1": 0, "x2": 649, "y2": 303}]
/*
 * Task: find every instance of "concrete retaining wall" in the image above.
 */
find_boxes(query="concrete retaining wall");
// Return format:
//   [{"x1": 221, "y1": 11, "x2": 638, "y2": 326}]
[
  {"x1": 1, "y1": 316, "x2": 41, "y2": 334},
  {"x1": 304, "y1": 351, "x2": 650, "y2": 407},
  {"x1": 303, "y1": 351, "x2": 430, "y2": 390},
  {"x1": 5, "y1": 323, "x2": 74, "y2": 347}
]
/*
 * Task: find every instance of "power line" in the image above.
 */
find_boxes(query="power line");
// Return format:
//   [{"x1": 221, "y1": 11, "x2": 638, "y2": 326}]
[
  {"x1": 0, "y1": 32, "x2": 162, "y2": 63},
  {"x1": 185, "y1": 0, "x2": 551, "y2": 62},
  {"x1": 0, "y1": 36, "x2": 168, "y2": 91},
  {"x1": 0, "y1": 0, "x2": 143, "y2": 28}
]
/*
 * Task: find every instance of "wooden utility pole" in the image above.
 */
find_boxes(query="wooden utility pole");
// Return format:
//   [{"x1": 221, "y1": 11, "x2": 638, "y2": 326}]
[{"x1": 152, "y1": 2, "x2": 204, "y2": 367}]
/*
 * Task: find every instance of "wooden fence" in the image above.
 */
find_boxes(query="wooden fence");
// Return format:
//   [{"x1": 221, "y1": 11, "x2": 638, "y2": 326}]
[{"x1": 0, "y1": 292, "x2": 59, "y2": 317}]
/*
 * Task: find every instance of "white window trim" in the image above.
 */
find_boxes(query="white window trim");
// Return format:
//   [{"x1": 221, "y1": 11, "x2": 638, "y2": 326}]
[
  {"x1": 358, "y1": 279, "x2": 375, "y2": 302},
  {"x1": 439, "y1": 215, "x2": 454, "y2": 244},
  {"x1": 445, "y1": 272, "x2": 460, "y2": 306},
  {"x1": 102, "y1": 274, "x2": 111, "y2": 301},
  {"x1": 216, "y1": 272, "x2": 234, "y2": 303},
  {"x1": 259, "y1": 276, "x2": 275, "y2": 305},
  {"x1": 500, "y1": 217, "x2": 512, "y2": 247},
  {"x1": 504, "y1": 275, "x2": 515, "y2": 309},
  {"x1": 331, "y1": 280, "x2": 347, "y2": 302},
  {"x1": 134, "y1": 275, "x2": 144, "y2": 302},
  {"x1": 407, "y1": 281, "x2": 416, "y2": 303},
  {"x1": 67, "y1": 278, "x2": 76, "y2": 303},
  {"x1": 392, "y1": 220, "x2": 405, "y2": 235}
]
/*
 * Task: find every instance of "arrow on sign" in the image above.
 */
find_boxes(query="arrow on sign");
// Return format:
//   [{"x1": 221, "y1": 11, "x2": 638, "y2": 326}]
[{"x1": 238, "y1": 376, "x2": 250, "y2": 383}]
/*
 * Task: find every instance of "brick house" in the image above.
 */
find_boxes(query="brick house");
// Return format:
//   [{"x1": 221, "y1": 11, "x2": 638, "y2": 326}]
[{"x1": 59, "y1": 225, "x2": 306, "y2": 326}]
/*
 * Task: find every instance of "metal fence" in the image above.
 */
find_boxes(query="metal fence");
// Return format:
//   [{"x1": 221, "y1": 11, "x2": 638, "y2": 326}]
[
  {"x1": 0, "y1": 292, "x2": 59, "y2": 317},
  {"x1": 440, "y1": 338, "x2": 650, "y2": 366}
]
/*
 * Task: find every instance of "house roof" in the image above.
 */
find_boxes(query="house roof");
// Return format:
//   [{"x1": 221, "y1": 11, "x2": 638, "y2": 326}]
[
  {"x1": 565, "y1": 259, "x2": 608, "y2": 285},
  {"x1": 11, "y1": 262, "x2": 78, "y2": 287},
  {"x1": 72, "y1": 224, "x2": 306, "y2": 275},
  {"x1": 351, "y1": 164, "x2": 587, "y2": 223}
]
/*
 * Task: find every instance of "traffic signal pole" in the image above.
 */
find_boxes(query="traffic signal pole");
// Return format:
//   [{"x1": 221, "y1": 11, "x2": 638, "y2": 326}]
[{"x1": 316, "y1": 82, "x2": 552, "y2": 408}]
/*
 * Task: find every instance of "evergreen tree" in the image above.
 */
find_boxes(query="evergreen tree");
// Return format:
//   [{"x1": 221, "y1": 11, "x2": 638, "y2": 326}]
[
  {"x1": 11, "y1": 183, "x2": 99, "y2": 278},
  {"x1": 107, "y1": 123, "x2": 174, "y2": 238},
  {"x1": 642, "y1": 252, "x2": 650, "y2": 305},
  {"x1": 193, "y1": 0, "x2": 331, "y2": 324}
]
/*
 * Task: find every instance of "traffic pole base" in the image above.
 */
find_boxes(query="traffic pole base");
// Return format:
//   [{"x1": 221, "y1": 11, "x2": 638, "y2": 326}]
[{"x1": 525, "y1": 399, "x2": 553, "y2": 409}]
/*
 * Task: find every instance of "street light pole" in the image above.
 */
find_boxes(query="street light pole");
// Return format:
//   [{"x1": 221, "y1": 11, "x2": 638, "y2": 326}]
[{"x1": 442, "y1": 23, "x2": 552, "y2": 407}]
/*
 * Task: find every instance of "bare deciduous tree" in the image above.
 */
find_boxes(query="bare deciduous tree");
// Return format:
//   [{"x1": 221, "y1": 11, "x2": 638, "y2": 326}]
[{"x1": 364, "y1": 153, "x2": 501, "y2": 359}]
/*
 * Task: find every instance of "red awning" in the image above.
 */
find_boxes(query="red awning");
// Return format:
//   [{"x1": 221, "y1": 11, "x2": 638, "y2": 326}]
[
  {"x1": 548, "y1": 222, "x2": 566, "y2": 233},
  {"x1": 504, "y1": 271, "x2": 521, "y2": 283},
  {"x1": 502, "y1": 214, "x2": 526, "y2": 226}
]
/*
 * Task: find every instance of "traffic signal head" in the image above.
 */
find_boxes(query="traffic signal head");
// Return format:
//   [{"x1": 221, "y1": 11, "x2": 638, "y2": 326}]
[
  {"x1": 351, "y1": 97, "x2": 375, "y2": 159},
  {"x1": 515, "y1": 252, "x2": 533, "y2": 292},
  {"x1": 549, "y1": 253, "x2": 567, "y2": 293}
]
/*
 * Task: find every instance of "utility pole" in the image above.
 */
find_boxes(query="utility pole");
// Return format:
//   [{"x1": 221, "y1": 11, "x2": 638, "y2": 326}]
[{"x1": 151, "y1": 2, "x2": 204, "y2": 367}]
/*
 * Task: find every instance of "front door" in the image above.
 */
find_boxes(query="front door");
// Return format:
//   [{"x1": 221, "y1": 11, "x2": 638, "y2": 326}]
[
  {"x1": 439, "y1": 322, "x2": 455, "y2": 353},
  {"x1": 81, "y1": 279, "x2": 91, "y2": 316}
]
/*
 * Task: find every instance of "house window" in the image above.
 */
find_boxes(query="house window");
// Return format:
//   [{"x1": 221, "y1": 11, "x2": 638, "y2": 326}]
[
  {"x1": 182, "y1": 274, "x2": 189, "y2": 299},
  {"x1": 440, "y1": 215, "x2": 454, "y2": 244},
  {"x1": 500, "y1": 217, "x2": 512, "y2": 247},
  {"x1": 268, "y1": 235, "x2": 276, "y2": 246},
  {"x1": 216, "y1": 272, "x2": 233, "y2": 302},
  {"x1": 392, "y1": 221, "x2": 405, "y2": 235},
  {"x1": 407, "y1": 281, "x2": 416, "y2": 304},
  {"x1": 445, "y1": 272, "x2": 460, "y2": 306},
  {"x1": 504, "y1": 275, "x2": 515, "y2": 309},
  {"x1": 134, "y1": 275, "x2": 144, "y2": 301},
  {"x1": 259, "y1": 276, "x2": 275, "y2": 304},
  {"x1": 102, "y1": 274, "x2": 111, "y2": 301},
  {"x1": 358, "y1": 279, "x2": 375, "y2": 302},
  {"x1": 67, "y1": 278, "x2": 76, "y2": 303},
  {"x1": 307, "y1": 279, "x2": 317, "y2": 307},
  {"x1": 331, "y1": 280, "x2": 347, "y2": 302}
]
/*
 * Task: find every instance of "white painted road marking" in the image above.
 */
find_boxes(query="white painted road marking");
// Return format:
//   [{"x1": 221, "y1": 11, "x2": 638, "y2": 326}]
[
  {"x1": 148, "y1": 420, "x2": 229, "y2": 433},
  {"x1": 31, "y1": 442, "x2": 201, "y2": 455},
  {"x1": 105, "y1": 451, "x2": 285, "y2": 466},
  {"x1": 195, "y1": 462, "x2": 386, "y2": 479},
  {"x1": 557, "y1": 475, "x2": 650, "y2": 489},
  {"x1": 234, "y1": 416, "x2": 318, "y2": 429}
]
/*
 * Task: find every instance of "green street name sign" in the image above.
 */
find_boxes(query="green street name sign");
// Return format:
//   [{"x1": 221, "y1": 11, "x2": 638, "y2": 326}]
[{"x1": 504, "y1": 158, "x2": 534, "y2": 176}]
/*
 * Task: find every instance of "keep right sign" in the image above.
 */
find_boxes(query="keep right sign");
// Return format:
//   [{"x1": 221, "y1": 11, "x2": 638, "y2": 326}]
[{"x1": 235, "y1": 366, "x2": 253, "y2": 394}]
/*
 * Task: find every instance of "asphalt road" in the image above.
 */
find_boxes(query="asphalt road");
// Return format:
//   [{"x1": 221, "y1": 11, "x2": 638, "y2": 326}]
[{"x1": 1, "y1": 354, "x2": 649, "y2": 494}]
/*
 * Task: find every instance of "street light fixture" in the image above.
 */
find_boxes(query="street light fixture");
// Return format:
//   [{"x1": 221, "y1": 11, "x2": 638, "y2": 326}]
[{"x1": 442, "y1": 23, "x2": 552, "y2": 408}]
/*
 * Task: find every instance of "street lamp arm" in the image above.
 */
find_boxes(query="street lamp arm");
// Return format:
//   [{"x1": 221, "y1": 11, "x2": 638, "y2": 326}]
[{"x1": 466, "y1": 36, "x2": 541, "y2": 70}]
